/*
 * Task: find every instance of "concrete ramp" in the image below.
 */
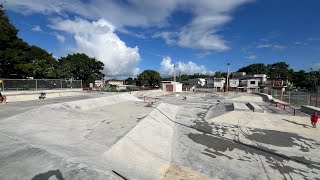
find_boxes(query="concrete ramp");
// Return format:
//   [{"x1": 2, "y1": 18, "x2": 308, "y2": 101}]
[
  {"x1": 230, "y1": 94, "x2": 263, "y2": 102},
  {"x1": 131, "y1": 90, "x2": 172, "y2": 98},
  {"x1": 102, "y1": 103, "x2": 179, "y2": 180},
  {"x1": 232, "y1": 102, "x2": 250, "y2": 111},
  {"x1": 53, "y1": 93, "x2": 141, "y2": 110},
  {"x1": 247, "y1": 102, "x2": 264, "y2": 113}
]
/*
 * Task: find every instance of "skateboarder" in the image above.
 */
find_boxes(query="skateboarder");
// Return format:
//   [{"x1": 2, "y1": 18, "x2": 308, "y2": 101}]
[
  {"x1": 311, "y1": 112, "x2": 318, "y2": 128},
  {"x1": 0, "y1": 92, "x2": 7, "y2": 104}
]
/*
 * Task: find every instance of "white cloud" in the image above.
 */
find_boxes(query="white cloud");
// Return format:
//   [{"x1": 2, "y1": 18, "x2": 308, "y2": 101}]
[
  {"x1": 51, "y1": 32, "x2": 65, "y2": 43},
  {"x1": 49, "y1": 18, "x2": 140, "y2": 77},
  {"x1": 31, "y1": 25, "x2": 42, "y2": 32},
  {"x1": 6, "y1": 0, "x2": 252, "y2": 51},
  {"x1": 196, "y1": 51, "x2": 212, "y2": 58},
  {"x1": 307, "y1": 37, "x2": 320, "y2": 41},
  {"x1": 246, "y1": 55, "x2": 256, "y2": 60},
  {"x1": 256, "y1": 44, "x2": 286, "y2": 50},
  {"x1": 153, "y1": 32, "x2": 177, "y2": 45},
  {"x1": 160, "y1": 57, "x2": 208, "y2": 76}
]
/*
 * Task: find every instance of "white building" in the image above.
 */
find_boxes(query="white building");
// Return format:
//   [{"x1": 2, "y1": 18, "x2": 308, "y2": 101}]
[
  {"x1": 229, "y1": 79, "x2": 239, "y2": 89},
  {"x1": 239, "y1": 78, "x2": 260, "y2": 92},
  {"x1": 254, "y1": 74, "x2": 268, "y2": 83},
  {"x1": 162, "y1": 81, "x2": 182, "y2": 92},
  {"x1": 213, "y1": 78, "x2": 226, "y2": 91}
]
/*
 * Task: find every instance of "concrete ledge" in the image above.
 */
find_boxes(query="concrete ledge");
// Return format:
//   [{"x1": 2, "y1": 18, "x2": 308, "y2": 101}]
[
  {"x1": 301, "y1": 105, "x2": 320, "y2": 115},
  {"x1": 247, "y1": 102, "x2": 264, "y2": 113},
  {"x1": 232, "y1": 102, "x2": 250, "y2": 111},
  {"x1": 253, "y1": 93, "x2": 273, "y2": 102}
]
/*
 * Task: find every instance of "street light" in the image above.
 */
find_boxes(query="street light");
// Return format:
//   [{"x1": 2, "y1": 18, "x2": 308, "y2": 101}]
[{"x1": 226, "y1": 63, "x2": 230, "y2": 92}]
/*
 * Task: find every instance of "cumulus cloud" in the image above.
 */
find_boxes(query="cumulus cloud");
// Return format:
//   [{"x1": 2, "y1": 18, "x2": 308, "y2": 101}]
[
  {"x1": 160, "y1": 57, "x2": 208, "y2": 76},
  {"x1": 49, "y1": 18, "x2": 140, "y2": 77},
  {"x1": 6, "y1": 0, "x2": 252, "y2": 51},
  {"x1": 31, "y1": 25, "x2": 42, "y2": 32}
]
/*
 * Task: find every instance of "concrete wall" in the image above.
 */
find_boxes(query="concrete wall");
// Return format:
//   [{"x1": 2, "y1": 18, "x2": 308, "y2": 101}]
[
  {"x1": 173, "y1": 83, "x2": 182, "y2": 92},
  {"x1": 301, "y1": 105, "x2": 320, "y2": 115},
  {"x1": 4, "y1": 89, "x2": 84, "y2": 102}
]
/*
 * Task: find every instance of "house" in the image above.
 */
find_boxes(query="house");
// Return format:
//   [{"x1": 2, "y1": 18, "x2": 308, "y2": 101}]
[
  {"x1": 94, "y1": 80, "x2": 104, "y2": 87},
  {"x1": 253, "y1": 74, "x2": 268, "y2": 84},
  {"x1": 162, "y1": 81, "x2": 182, "y2": 92},
  {"x1": 238, "y1": 77, "x2": 260, "y2": 92},
  {"x1": 205, "y1": 78, "x2": 215, "y2": 88},
  {"x1": 229, "y1": 79, "x2": 239, "y2": 90},
  {"x1": 213, "y1": 78, "x2": 226, "y2": 91},
  {"x1": 265, "y1": 78, "x2": 289, "y2": 92},
  {"x1": 188, "y1": 78, "x2": 206, "y2": 87},
  {"x1": 106, "y1": 80, "x2": 124, "y2": 86}
]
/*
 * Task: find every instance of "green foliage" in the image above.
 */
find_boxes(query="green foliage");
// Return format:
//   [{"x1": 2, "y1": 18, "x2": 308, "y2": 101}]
[
  {"x1": 137, "y1": 70, "x2": 161, "y2": 87},
  {"x1": 58, "y1": 53, "x2": 105, "y2": 84},
  {"x1": 125, "y1": 77, "x2": 134, "y2": 85},
  {"x1": 0, "y1": 5, "x2": 105, "y2": 81},
  {"x1": 267, "y1": 62, "x2": 290, "y2": 78},
  {"x1": 238, "y1": 63, "x2": 268, "y2": 75}
]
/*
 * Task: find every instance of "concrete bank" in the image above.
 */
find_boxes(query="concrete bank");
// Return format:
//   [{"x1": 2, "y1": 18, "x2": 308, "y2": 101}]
[
  {"x1": 4, "y1": 89, "x2": 84, "y2": 102},
  {"x1": 253, "y1": 93, "x2": 273, "y2": 102},
  {"x1": 102, "y1": 103, "x2": 179, "y2": 180}
]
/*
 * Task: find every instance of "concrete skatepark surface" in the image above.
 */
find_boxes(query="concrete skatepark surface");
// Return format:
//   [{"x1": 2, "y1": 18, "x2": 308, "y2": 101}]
[{"x1": 0, "y1": 91, "x2": 319, "y2": 179}]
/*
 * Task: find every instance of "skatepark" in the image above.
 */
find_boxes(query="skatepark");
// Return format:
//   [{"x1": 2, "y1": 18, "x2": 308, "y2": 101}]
[{"x1": 0, "y1": 90, "x2": 319, "y2": 180}]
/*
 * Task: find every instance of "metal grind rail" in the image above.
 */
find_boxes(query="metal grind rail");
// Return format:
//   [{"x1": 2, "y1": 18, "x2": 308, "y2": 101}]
[{"x1": 274, "y1": 101, "x2": 308, "y2": 116}]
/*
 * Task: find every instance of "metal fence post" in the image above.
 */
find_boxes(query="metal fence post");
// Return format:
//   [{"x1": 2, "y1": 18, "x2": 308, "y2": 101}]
[
  {"x1": 81, "y1": 80, "x2": 83, "y2": 90},
  {"x1": 60, "y1": 80, "x2": 63, "y2": 90},
  {"x1": 1, "y1": 80, "x2": 4, "y2": 92},
  {"x1": 288, "y1": 92, "x2": 290, "y2": 104},
  {"x1": 35, "y1": 79, "x2": 38, "y2": 91}
]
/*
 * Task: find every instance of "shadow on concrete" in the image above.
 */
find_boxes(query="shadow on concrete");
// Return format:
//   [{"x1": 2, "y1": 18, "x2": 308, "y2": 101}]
[
  {"x1": 225, "y1": 104, "x2": 233, "y2": 111},
  {"x1": 282, "y1": 119, "x2": 309, "y2": 128},
  {"x1": 32, "y1": 169, "x2": 65, "y2": 180}
]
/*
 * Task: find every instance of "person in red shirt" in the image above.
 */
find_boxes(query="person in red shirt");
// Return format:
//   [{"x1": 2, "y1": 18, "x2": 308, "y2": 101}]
[{"x1": 311, "y1": 112, "x2": 318, "y2": 128}]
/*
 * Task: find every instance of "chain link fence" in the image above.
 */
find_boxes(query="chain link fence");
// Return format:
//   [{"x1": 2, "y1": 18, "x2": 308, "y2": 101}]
[
  {"x1": 0, "y1": 79, "x2": 82, "y2": 91},
  {"x1": 260, "y1": 89, "x2": 319, "y2": 107}
]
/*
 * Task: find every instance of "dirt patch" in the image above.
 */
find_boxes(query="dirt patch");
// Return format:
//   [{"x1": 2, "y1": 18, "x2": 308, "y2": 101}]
[{"x1": 162, "y1": 164, "x2": 211, "y2": 180}]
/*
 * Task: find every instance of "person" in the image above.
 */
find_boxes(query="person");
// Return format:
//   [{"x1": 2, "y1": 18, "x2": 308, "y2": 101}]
[
  {"x1": 89, "y1": 83, "x2": 93, "y2": 91},
  {"x1": 311, "y1": 112, "x2": 318, "y2": 128},
  {"x1": 0, "y1": 92, "x2": 7, "y2": 104},
  {"x1": 39, "y1": 92, "x2": 46, "y2": 99}
]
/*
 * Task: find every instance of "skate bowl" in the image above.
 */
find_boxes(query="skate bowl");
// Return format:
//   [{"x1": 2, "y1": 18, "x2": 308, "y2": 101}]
[{"x1": 0, "y1": 93, "x2": 181, "y2": 179}]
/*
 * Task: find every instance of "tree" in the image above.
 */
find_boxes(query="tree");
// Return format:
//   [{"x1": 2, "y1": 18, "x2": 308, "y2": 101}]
[
  {"x1": 58, "y1": 53, "x2": 105, "y2": 84},
  {"x1": 0, "y1": 5, "x2": 60, "y2": 79},
  {"x1": 267, "y1": 62, "x2": 290, "y2": 78},
  {"x1": 238, "y1": 63, "x2": 268, "y2": 75},
  {"x1": 125, "y1": 77, "x2": 134, "y2": 85},
  {"x1": 137, "y1": 70, "x2": 161, "y2": 87},
  {"x1": 0, "y1": 4, "x2": 18, "y2": 50}
]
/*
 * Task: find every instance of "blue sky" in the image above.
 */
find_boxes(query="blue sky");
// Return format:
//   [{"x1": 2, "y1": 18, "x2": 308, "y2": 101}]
[{"x1": 4, "y1": 0, "x2": 320, "y2": 78}]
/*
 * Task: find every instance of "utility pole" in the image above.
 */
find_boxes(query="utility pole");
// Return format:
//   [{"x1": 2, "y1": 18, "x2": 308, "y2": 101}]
[
  {"x1": 173, "y1": 65, "x2": 176, "y2": 83},
  {"x1": 226, "y1": 63, "x2": 230, "y2": 92}
]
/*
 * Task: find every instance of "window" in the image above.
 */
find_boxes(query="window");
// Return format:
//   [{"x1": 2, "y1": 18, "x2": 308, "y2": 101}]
[{"x1": 250, "y1": 81, "x2": 256, "y2": 85}]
